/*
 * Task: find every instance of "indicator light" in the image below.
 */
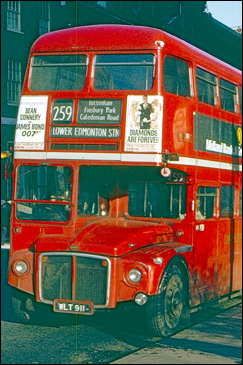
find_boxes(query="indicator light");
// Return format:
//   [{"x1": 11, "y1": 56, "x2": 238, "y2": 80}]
[{"x1": 135, "y1": 293, "x2": 148, "y2": 305}]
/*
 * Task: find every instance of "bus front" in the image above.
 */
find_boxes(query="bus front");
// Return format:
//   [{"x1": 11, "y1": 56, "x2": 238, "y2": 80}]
[{"x1": 8, "y1": 25, "x2": 192, "y2": 337}]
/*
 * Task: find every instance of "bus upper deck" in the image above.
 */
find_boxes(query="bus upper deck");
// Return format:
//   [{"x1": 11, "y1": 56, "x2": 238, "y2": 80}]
[{"x1": 14, "y1": 25, "x2": 242, "y2": 169}]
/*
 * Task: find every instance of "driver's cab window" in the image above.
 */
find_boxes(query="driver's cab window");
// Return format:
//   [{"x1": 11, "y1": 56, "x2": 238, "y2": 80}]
[
  {"x1": 196, "y1": 186, "x2": 218, "y2": 219},
  {"x1": 128, "y1": 183, "x2": 187, "y2": 219}
]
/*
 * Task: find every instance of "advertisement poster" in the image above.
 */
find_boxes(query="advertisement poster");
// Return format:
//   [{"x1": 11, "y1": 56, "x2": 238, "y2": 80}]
[
  {"x1": 125, "y1": 95, "x2": 163, "y2": 153},
  {"x1": 14, "y1": 96, "x2": 48, "y2": 150},
  {"x1": 194, "y1": 113, "x2": 242, "y2": 157}
]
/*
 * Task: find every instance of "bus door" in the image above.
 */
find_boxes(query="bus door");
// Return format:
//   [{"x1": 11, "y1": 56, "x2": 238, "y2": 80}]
[
  {"x1": 217, "y1": 184, "x2": 242, "y2": 296},
  {"x1": 192, "y1": 186, "x2": 219, "y2": 303},
  {"x1": 232, "y1": 187, "x2": 242, "y2": 292}
]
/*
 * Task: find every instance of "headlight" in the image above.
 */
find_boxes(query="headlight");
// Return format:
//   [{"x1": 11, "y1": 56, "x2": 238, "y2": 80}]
[
  {"x1": 13, "y1": 260, "x2": 28, "y2": 275},
  {"x1": 128, "y1": 269, "x2": 142, "y2": 283}
]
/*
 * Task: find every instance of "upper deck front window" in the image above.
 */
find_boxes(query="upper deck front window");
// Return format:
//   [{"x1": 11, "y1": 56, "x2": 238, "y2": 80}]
[
  {"x1": 30, "y1": 55, "x2": 88, "y2": 91},
  {"x1": 94, "y1": 54, "x2": 155, "y2": 90}
]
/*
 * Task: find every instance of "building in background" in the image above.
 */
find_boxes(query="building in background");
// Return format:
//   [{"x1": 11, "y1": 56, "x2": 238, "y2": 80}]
[{"x1": 1, "y1": 0, "x2": 242, "y2": 241}]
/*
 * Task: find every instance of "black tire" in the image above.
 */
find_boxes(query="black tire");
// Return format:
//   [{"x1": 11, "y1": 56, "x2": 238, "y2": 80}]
[{"x1": 146, "y1": 265, "x2": 188, "y2": 337}]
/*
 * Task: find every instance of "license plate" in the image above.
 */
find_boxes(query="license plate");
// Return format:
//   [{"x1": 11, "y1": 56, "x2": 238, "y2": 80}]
[{"x1": 53, "y1": 299, "x2": 93, "y2": 315}]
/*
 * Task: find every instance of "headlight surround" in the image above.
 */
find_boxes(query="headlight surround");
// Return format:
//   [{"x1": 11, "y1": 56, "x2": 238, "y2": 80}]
[
  {"x1": 12, "y1": 259, "x2": 29, "y2": 276},
  {"x1": 128, "y1": 268, "x2": 142, "y2": 283}
]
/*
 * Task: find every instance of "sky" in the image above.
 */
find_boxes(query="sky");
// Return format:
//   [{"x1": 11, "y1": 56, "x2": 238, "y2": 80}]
[{"x1": 207, "y1": 1, "x2": 242, "y2": 28}]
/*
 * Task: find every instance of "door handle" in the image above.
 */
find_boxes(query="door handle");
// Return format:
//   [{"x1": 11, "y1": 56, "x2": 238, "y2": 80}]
[{"x1": 196, "y1": 224, "x2": 205, "y2": 231}]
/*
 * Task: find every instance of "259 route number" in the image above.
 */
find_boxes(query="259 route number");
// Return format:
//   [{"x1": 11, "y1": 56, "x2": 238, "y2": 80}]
[{"x1": 52, "y1": 105, "x2": 73, "y2": 122}]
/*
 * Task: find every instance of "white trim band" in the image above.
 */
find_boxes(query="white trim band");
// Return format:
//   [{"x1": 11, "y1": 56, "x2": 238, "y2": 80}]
[
  {"x1": 169, "y1": 156, "x2": 242, "y2": 172},
  {"x1": 13, "y1": 151, "x2": 242, "y2": 171}
]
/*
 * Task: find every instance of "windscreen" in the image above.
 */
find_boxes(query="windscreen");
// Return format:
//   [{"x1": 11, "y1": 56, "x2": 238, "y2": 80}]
[{"x1": 15, "y1": 165, "x2": 72, "y2": 222}]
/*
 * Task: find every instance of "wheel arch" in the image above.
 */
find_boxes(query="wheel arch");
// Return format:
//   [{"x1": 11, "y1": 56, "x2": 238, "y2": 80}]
[{"x1": 158, "y1": 255, "x2": 191, "y2": 307}]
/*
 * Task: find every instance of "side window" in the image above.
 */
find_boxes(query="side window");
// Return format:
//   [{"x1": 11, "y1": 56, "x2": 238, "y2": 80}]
[
  {"x1": 196, "y1": 187, "x2": 218, "y2": 219},
  {"x1": 239, "y1": 87, "x2": 242, "y2": 115},
  {"x1": 196, "y1": 67, "x2": 217, "y2": 106},
  {"x1": 220, "y1": 78, "x2": 237, "y2": 113},
  {"x1": 163, "y1": 56, "x2": 190, "y2": 97},
  {"x1": 220, "y1": 185, "x2": 235, "y2": 217}
]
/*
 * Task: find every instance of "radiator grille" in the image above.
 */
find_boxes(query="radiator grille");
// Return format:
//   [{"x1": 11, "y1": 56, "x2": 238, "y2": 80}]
[
  {"x1": 42, "y1": 256, "x2": 72, "y2": 301},
  {"x1": 75, "y1": 257, "x2": 107, "y2": 304},
  {"x1": 40, "y1": 254, "x2": 109, "y2": 306}
]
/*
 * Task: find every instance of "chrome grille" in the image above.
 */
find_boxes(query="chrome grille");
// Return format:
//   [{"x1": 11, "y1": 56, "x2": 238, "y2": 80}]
[
  {"x1": 42, "y1": 255, "x2": 72, "y2": 301},
  {"x1": 40, "y1": 253, "x2": 110, "y2": 307},
  {"x1": 75, "y1": 257, "x2": 108, "y2": 304}
]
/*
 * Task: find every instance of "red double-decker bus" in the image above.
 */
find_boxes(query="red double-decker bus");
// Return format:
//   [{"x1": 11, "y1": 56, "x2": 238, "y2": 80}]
[{"x1": 8, "y1": 25, "x2": 242, "y2": 336}]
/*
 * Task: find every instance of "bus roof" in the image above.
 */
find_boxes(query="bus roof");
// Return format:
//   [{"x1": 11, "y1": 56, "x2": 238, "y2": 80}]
[
  {"x1": 31, "y1": 24, "x2": 241, "y2": 81},
  {"x1": 31, "y1": 24, "x2": 168, "y2": 52}
]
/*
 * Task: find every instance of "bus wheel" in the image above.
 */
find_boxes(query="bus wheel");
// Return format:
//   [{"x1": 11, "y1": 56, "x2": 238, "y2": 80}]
[{"x1": 146, "y1": 265, "x2": 188, "y2": 337}]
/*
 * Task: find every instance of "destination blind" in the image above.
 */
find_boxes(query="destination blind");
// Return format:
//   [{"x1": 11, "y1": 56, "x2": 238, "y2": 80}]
[
  {"x1": 51, "y1": 98, "x2": 122, "y2": 139},
  {"x1": 51, "y1": 126, "x2": 120, "y2": 139},
  {"x1": 77, "y1": 99, "x2": 122, "y2": 124}
]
